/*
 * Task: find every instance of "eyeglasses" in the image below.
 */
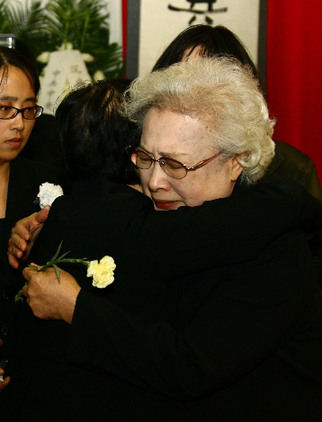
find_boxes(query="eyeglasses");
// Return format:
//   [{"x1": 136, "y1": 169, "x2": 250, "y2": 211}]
[
  {"x1": 0, "y1": 105, "x2": 43, "y2": 120},
  {"x1": 128, "y1": 146, "x2": 221, "y2": 179}
]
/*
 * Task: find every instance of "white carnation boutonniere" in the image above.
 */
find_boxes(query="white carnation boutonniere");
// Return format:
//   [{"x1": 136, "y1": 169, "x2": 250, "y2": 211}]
[
  {"x1": 36, "y1": 182, "x2": 64, "y2": 208},
  {"x1": 15, "y1": 241, "x2": 116, "y2": 302}
]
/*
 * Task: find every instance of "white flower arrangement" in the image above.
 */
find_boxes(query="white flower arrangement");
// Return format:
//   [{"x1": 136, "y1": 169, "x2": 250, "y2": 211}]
[
  {"x1": 37, "y1": 182, "x2": 64, "y2": 208},
  {"x1": 15, "y1": 242, "x2": 116, "y2": 302}
]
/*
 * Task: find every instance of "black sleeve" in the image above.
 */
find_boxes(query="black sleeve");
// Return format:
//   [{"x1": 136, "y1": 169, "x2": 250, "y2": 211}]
[
  {"x1": 69, "y1": 231, "x2": 322, "y2": 399},
  {"x1": 30, "y1": 180, "x2": 322, "y2": 284},
  {"x1": 121, "y1": 181, "x2": 322, "y2": 277}
]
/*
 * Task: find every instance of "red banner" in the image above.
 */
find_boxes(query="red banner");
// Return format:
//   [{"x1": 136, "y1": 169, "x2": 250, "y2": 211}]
[
  {"x1": 122, "y1": 0, "x2": 128, "y2": 60},
  {"x1": 266, "y1": 0, "x2": 322, "y2": 183}
]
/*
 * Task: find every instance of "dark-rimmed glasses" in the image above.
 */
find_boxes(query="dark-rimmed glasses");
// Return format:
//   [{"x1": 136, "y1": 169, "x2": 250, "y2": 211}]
[
  {"x1": 127, "y1": 146, "x2": 221, "y2": 180},
  {"x1": 0, "y1": 105, "x2": 43, "y2": 120}
]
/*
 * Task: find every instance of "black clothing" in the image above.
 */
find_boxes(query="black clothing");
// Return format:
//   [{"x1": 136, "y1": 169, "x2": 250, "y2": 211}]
[
  {"x1": 0, "y1": 156, "x2": 64, "y2": 415},
  {"x1": 20, "y1": 114, "x2": 65, "y2": 170},
  {"x1": 5, "y1": 178, "x2": 322, "y2": 421},
  {"x1": 266, "y1": 140, "x2": 322, "y2": 201},
  {"x1": 0, "y1": 157, "x2": 65, "y2": 290}
]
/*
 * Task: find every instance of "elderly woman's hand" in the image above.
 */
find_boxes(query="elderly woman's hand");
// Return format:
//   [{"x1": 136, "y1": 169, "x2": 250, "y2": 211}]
[
  {"x1": 8, "y1": 207, "x2": 50, "y2": 269},
  {"x1": 22, "y1": 266, "x2": 81, "y2": 324}
]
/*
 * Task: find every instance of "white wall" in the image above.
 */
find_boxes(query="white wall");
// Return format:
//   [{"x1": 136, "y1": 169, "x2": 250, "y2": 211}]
[{"x1": 139, "y1": 0, "x2": 260, "y2": 76}]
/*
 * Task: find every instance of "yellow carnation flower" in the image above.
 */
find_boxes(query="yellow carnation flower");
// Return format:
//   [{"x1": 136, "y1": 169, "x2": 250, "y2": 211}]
[
  {"x1": 87, "y1": 256, "x2": 116, "y2": 288},
  {"x1": 15, "y1": 242, "x2": 116, "y2": 303}
]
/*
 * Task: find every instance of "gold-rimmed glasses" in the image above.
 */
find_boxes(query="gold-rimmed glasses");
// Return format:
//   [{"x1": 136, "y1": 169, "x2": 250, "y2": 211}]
[{"x1": 127, "y1": 146, "x2": 221, "y2": 180}]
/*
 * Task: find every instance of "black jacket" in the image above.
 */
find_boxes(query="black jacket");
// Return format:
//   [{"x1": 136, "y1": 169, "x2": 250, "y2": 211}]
[
  {"x1": 5, "y1": 177, "x2": 322, "y2": 421},
  {"x1": 0, "y1": 156, "x2": 64, "y2": 418}
]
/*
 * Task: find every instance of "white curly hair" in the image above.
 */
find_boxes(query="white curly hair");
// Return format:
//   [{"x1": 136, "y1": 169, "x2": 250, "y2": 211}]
[{"x1": 122, "y1": 56, "x2": 275, "y2": 183}]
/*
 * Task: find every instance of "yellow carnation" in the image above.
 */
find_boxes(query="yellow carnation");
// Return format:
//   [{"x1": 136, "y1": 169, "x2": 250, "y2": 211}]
[{"x1": 87, "y1": 256, "x2": 116, "y2": 288}]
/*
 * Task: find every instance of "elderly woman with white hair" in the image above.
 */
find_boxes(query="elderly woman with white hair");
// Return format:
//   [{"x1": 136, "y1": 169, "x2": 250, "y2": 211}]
[
  {"x1": 124, "y1": 56, "x2": 275, "y2": 208},
  {"x1": 7, "y1": 57, "x2": 322, "y2": 421}
]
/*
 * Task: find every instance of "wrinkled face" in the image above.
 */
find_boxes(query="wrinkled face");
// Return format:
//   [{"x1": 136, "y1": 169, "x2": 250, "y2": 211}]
[
  {"x1": 139, "y1": 108, "x2": 242, "y2": 210},
  {"x1": 0, "y1": 65, "x2": 36, "y2": 164}
]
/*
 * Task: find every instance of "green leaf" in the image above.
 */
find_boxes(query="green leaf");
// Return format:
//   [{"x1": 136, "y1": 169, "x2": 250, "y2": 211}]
[
  {"x1": 14, "y1": 288, "x2": 25, "y2": 304},
  {"x1": 27, "y1": 264, "x2": 40, "y2": 271},
  {"x1": 56, "y1": 250, "x2": 71, "y2": 261},
  {"x1": 53, "y1": 264, "x2": 61, "y2": 281},
  {"x1": 52, "y1": 240, "x2": 64, "y2": 261},
  {"x1": 0, "y1": 0, "x2": 124, "y2": 79}
]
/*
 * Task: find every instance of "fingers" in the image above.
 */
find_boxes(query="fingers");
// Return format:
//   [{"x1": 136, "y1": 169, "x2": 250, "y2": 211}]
[
  {"x1": 35, "y1": 206, "x2": 50, "y2": 224},
  {"x1": 22, "y1": 264, "x2": 40, "y2": 283},
  {"x1": 7, "y1": 209, "x2": 49, "y2": 269},
  {"x1": 7, "y1": 215, "x2": 35, "y2": 268},
  {"x1": 8, "y1": 253, "x2": 20, "y2": 270},
  {"x1": 8, "y1": 233, "x2": 28, "y2": 269},
  {"x1": 22, "y1": 266, "x2": 80, "y2": 323}
]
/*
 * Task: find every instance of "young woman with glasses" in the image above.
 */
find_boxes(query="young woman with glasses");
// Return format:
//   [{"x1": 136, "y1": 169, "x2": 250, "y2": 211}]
[{"x1": 0, "y1": 46, "x2": 63, "y2": 397}]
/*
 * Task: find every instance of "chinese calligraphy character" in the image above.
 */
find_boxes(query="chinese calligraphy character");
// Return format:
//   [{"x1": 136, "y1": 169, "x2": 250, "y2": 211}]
[{"x1": 168, "y1": 0, "x2": 228, "y2": 25}]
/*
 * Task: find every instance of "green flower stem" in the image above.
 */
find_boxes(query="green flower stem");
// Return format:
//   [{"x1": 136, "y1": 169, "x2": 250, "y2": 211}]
[
  {"x1": 14, "y1": 244, "x2": 90, "y2": 304},
  {"x1": 29, "y1": 258, "x2": 90, "y2": 281}
]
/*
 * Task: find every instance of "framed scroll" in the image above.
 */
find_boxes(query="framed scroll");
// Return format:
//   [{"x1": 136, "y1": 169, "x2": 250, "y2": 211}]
[{"x1": 126, "y1": 0, "x2": 267, "y2": 81}]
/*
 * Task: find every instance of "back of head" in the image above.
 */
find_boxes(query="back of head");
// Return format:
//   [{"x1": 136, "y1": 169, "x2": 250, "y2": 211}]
[
  {"x1": 124, "y1": 56, "x2": 275, "y2": 184},
  {"x1": 0, "y1": 44, "x2": 40, "y2": 95},
  {"x1": 153, "y1": 24, "x2": 259, "y2": 84},
  {"x1": 55, "y1": 80, "x2": 140, "y2": 184}
]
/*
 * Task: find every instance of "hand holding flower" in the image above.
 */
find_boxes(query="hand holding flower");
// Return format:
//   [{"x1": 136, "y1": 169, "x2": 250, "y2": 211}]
[
  {"x1": 22, "y1": 265, "x2": 81, "y2": 324},
  {"x1": 15, "y1": 241, "x2": 116, "y2": 303},
  {"x1": 18, "y1": 242, "x2": 116, "y2": 323}
]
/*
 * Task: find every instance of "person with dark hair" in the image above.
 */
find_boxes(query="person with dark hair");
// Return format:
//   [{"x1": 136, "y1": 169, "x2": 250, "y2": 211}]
[
  {"x1": 152, "y1": 23, "x2": 322, "y2": 285},
  {"x1": 0, "y1": 46, "x2": 63, "y2": 395},
  {"x1": 153, "y1": 24, "x2": 322, "y2": 201},
  {"x1": 6, "y1": 38, "x2": 64, "y2": 169},
  {"x1": 56, "y1": 80, "x2": 139, "y2": 185},
  {"x1": 153, "y1": 24, "x2": 259, "y2": 82},
  {"x1": 5, "y1": 57, "x2": 322, "y2": 421},
  {"x1": 1, "y1": 78, "x2": 141, "y2": 419}
]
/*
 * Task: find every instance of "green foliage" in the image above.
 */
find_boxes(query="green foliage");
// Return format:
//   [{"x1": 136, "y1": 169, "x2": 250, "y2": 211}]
[
  {"x1": 0, "y1": 1, "x2": 51, "y2": 56},
  {"x1": 0, "y1": 0, "x2": 10, "y2": 33},
  {"x1": 0, "y1": 0, "x2": 124, "y2": 80}
]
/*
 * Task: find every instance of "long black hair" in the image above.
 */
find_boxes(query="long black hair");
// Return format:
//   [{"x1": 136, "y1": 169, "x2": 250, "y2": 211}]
[
  {"x1": 153, "y1": 24, "x2": 260, "y2": 87},
  {"x1": 55, "y1": 80, "x2": 140, "y2": 184}
]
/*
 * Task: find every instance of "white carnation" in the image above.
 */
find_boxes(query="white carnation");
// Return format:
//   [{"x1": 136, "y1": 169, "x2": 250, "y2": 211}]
[{"x1": 37, "y1": 182, "x2": 64, "y2": 208}]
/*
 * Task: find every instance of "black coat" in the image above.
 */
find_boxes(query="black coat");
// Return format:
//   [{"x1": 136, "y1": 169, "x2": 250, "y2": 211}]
[
  {"x1": 0, "y1": 156, "x2": 65, "y2": 291},
  {"x1": 0, "y1": 156, "x2": 64, "y2": 418},
  {"x1": 5, "y1": 177, "x2": 322, "y2": 421},
  {"x1": 265, "y1": 140, "x2": 322, "y2": 201}
]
